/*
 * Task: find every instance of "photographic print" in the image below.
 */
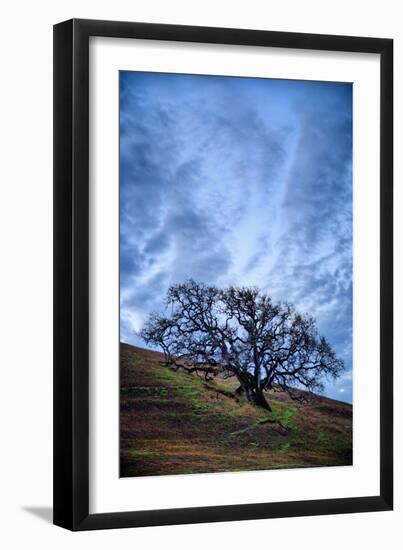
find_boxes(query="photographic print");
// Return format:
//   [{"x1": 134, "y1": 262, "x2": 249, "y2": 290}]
[{"x1": 119, "y1": 71, "x2": 353, "y2": 478}]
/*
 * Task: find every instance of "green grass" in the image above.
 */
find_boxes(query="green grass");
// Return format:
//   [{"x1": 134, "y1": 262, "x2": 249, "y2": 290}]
[
  {"x1": 280, "y1": 442, "x2": 291, "y2": 453},
  {"x1": 272, "y1": 405, "x2": 298, "y2": 429},
  {"x1": 120, "y1": 343, "x2": 353, "y2": 477}
]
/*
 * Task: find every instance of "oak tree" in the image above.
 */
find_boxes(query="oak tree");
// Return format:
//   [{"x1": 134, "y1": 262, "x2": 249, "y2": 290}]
[{"x1": 140, "y1": 280, "x2": 344, "y2": 411}]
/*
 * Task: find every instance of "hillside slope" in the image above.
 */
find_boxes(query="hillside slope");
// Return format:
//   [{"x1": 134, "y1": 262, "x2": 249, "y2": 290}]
[{"x1": 120, "y1": 343, "x2": 352, "y2": 477}]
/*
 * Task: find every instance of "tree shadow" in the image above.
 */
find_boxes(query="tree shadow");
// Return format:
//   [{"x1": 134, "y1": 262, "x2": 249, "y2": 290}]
[{"x1": 22, "y1": 506, "x2": 53, "y2": 524}]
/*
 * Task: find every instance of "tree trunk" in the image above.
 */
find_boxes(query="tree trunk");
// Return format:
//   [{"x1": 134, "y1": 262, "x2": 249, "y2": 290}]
[
  {"x1": 235, "y1": 384, "x2": 272, "y2": 412},
  {"x1": 254, "y1": 388, "x2": 272, "y2": 412}
]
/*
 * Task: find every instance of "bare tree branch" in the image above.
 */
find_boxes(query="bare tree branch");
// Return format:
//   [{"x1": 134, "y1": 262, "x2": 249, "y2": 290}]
[{"x1": 140, "y1": 280, "x2": 344, "y2": 412}]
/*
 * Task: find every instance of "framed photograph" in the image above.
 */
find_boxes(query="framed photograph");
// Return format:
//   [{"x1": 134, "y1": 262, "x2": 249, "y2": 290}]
[{"x1": 53, "y1": 19, "x2": 393, "y2": 530}]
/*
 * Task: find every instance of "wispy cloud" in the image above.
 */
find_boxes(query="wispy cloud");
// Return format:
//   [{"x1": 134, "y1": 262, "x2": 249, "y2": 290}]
[{"x1": 120, "y1": 72, "x2": 352, "y2": 402}]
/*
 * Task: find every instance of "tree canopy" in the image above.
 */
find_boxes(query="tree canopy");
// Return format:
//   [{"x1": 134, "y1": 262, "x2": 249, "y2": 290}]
[{"x1": 140, "y1": 280, "x2": 344, "y2": 411}]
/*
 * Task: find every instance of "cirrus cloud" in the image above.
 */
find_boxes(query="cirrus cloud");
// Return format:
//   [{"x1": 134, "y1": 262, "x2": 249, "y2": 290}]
[{"x1": 120, "y1": 71, "x2": 352, "y2": 402}]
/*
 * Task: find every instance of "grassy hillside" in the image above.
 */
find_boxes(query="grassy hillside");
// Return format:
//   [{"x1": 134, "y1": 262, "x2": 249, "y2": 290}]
[{"x1": 120, "y1": 343, "x2": 352, "y2": 477}]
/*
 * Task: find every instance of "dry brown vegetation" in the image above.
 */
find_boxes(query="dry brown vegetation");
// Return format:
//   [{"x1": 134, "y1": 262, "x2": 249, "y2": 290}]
[{"x1": 120, "y1": 343, "x2": 352, "y2": 477}]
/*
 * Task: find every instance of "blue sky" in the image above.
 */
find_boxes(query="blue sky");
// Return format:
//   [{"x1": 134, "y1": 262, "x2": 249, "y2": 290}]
[{"x1": 120, "y1": 71, "x2": 353, "y2": 403}]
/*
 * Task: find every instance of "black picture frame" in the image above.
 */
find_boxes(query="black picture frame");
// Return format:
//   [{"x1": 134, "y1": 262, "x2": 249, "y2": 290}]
[{"x1": 53, "y1": 18, "x2": 393, "y2": 531}]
